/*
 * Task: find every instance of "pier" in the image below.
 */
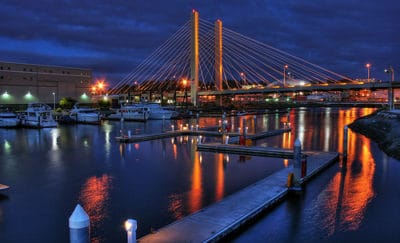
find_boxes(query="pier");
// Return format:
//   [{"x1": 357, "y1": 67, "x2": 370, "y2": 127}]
[{"x1": 138, "y1": 150, "x2": 339, "y2": 242}]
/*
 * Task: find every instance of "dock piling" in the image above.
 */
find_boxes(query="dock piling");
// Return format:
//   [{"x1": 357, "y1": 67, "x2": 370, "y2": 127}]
[
  {"x1": 343, "y1": 125, "x2": 348, "y2": 159},
  {"x1": 125, "y1": 219, "x2": 137, "y2": 243},
  {"x1": 69, "y1": 204, "x2": 90, "y2": 243},
  {"x1": 293, "y1": 139, "x2": 302, "y2": 187}
]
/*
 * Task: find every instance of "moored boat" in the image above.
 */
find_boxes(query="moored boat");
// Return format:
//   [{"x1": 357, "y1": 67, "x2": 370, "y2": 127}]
[
  {"x1": 20, "y1": 103, "x2": 57, "y2": 128},
  {"x1": 107, "y1": 105, "x2": 150, "y2": 121},
  {"x1": 70, "y1": 104, "x2": 101, "y2": 124},
  {"x1": 0, "y1": 110, "x2": 20, "y2": 128},
  {"x1": 141, "y1": 103, "x2": 178, "y2": 120}
]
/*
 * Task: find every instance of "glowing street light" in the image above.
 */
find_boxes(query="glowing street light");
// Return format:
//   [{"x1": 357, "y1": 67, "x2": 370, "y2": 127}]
[
  {"x1": 384, "y1": 65, "x2": 395, "y2": 110},
  {"x1": 365, "y1": 63, "x2": 371, "y2": 82},
  {"x1": 283, "y1": 65, "x2": 289, "y2": 87},
  {"x1": 182, "y1": 78, "x2": 188, "y2": 109},
  {"x1": 240, "y1": 72, "x2": 247, "y2": 86},
  {"x1": 52, "y1": 92, "x2": 55, "y2": 110}
]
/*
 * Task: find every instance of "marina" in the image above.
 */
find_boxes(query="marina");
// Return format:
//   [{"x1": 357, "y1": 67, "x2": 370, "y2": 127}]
[
  {"x1": 2, "y1": 107, "x2": 398, "y2": 242},
  {"x1": 139, "y1": 150, "x2": 339, "y2": 242}
]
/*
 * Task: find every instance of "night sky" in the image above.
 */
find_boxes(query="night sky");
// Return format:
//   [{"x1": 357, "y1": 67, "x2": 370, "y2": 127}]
[{"x1": 1, "y1": 0, "x2": 399, "y2": 84}]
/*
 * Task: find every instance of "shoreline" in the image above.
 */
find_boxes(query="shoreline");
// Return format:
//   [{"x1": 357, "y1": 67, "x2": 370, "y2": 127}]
[{"x1": 348, "y1": 109, "x2": 400, "y2": 160}]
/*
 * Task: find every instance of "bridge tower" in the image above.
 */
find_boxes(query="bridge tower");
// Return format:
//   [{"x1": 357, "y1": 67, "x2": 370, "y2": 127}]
[
  {"x1": 214, "y1": 19, "x2": 223, "y2": 106},
  {"x1": 190, "y1": 10, "x2": 199, "y2": 106}
]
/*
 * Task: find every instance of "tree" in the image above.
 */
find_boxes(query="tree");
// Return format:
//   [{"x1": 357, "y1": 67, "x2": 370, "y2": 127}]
[{"x1": 59, "y1": 97, "x2": 76, "y2": 109}]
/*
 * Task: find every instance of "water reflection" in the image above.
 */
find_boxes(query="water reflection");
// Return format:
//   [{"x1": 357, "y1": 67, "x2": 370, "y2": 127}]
[
  {"x1": 79, "y1": 174, "x2": 113, "y2": 235},
  {"x1": 189, "y1": 139, "x2": 203, "y2": 212},
  {"x1": 304, "y1": 108, "x2": 376, "y2": 236}
]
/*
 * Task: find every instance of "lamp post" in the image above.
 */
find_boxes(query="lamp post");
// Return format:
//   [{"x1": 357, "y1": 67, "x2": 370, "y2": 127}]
[
  {"x1": 283, "y1": 65, "x2": 289, "y2": 87},
  {"x1": 240, "y1": 72, "x2": 246, "y2": 86},
  {"x1": 384, "y1": 65, "x2": 394, "y2": 110},
  {"x1": 365, "y1": 63, "x2": 371, "y2": 83},
  {"x1": 182, "y1": 78, "x2": 188, "y2": 109},
  {"x1": 52, "y1": 92, "x2": 55, "y2": 110}
]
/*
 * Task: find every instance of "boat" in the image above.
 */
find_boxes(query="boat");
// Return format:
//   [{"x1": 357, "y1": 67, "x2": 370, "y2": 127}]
[
  {"x1": 0, "y1": 110, "x2": 20, "y2": 128},
  {"x1": 107, "y1": 105, "x2": 150, "y2": 121},
  {"x1": 0, "y1": 184, "x2": 10, "y2": 192},
  {"x1": 140, "y1": 103, "x2": 178, "y2": 120},
  {"x1": 70, "y1": 104, "x2": 101, "y2": 124},
  {"x1": 20, "y1": 103, "x2": 58, "y2": 128}
]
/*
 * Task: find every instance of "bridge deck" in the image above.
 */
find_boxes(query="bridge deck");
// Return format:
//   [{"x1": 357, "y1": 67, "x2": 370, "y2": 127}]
[{"x1": 138, "y1": 150, "x2": 339, "y2": 242}]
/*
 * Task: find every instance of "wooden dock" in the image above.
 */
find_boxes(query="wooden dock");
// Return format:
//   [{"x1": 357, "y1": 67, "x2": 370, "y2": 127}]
[
  {"x1": 198, "y1": 143, "x2": 297, "y2": 158},
  {"x1": 116, "y1": 128, "x2": 290, "y2": 143},
  {"x1": 116, "y1": 130, "x2": 240, "y2": 143},
  {"x1": 138, "y1": 150, "x2": 339, "y2": 242}
]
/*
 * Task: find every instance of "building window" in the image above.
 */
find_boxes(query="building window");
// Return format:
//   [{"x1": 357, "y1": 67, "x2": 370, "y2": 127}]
[
  {"x1": 23, "y1": 68, "x2": 26, "y2": 71},
  {"x1": 0, "y1": 76, "x2": 3, "y2": 79}
]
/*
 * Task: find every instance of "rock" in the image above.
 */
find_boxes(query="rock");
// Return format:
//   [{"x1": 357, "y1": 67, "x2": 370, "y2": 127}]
[{"x1": 349, "y1": 109, "x2": 400, "y2": 160}]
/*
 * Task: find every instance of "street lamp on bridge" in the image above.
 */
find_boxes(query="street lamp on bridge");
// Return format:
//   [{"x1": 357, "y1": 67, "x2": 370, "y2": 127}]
[
  {"x1": 182, "y1": 78, "x2": 188, "y2": 109},
  {"x1": 240, "y1": 72, "x2": 247, "y2": 86},
  {"x1": 365, "y1": 63, "x2": 371, "y2": 83},
  {"x1": 283, "y1": 65, "x2": 289, "y2": 87},
  {"x1": 384, "y1": 65, "x2": 395, "y2": 110}
]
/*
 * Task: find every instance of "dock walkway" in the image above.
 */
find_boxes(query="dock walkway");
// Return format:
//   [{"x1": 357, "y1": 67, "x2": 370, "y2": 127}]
[
  {"x1": 139, "y1": 151, "x2": 339, "y2": 242},
  {"x1": 116, "y1": 128, "x2": 290, "y2": 143}
]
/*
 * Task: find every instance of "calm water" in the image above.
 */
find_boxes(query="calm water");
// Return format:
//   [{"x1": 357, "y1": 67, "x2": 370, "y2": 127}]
[{"x1": 0, "y1": 107, "x2": 399, "y2": 242}]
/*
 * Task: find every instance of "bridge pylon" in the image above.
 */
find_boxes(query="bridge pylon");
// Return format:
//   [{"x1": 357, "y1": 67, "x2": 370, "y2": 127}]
[{"x1": 190, "y1": 10, "x2": 199, "y2": 106}]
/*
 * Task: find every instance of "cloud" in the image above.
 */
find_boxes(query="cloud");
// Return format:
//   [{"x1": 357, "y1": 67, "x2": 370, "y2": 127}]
[{"x1": 0, "y1": 0, "x2": 399, "y2": 83}]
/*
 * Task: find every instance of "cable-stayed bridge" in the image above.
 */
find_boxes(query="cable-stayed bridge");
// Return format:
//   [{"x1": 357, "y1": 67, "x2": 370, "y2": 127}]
[{"x1": 110, "y1": 10, "x2": 398, "y2": 109}]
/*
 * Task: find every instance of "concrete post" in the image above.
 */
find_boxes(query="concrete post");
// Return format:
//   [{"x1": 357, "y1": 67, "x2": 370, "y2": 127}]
[
  {"x1": 293, "y1": 139, "x2": 302, "y2": 186},
  {"x1": 242, "y1": 118, "x2": 247, "y2": 139},
  {"x1": 253, "y1": 115, "x2": 257, "y2": 133},
  {"x1": 343, "y1": 125, "x2": 348, "y2": 159},
  {"x1": 125, "y1": 219, "x2": 137, "y2": 243},
  {"x1": 171, "y1": 125, "x2": 174, "y2": 132},
  {"x1": 69, "y1": 204, "x2": 90, "y2": 243}
]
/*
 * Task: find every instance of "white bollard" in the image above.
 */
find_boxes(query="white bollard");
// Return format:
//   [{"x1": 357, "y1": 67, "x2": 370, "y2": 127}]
[
  {"x1": 225, "y1": 135, "x2": 229, "y2": 144},
  {"x1": 293, "y1": 139, "x2": 302, "y2": 187},
  {"x1": 171, "y1": 125, "x2": 174, "y2": 131},
  {"x1": 125, "y1": 219, "x2": 137, "y2": 243},
  {"x1": 190, "y1": 125, "x2": 193, "y2": 131},
  {"x1": 69, "y1": 204, "x2": 90, "y2": 243},
  {"x1": 128, "y1": 130, "x2": 131, "y2": 138},
  {"x1": 196, "y1": 124, "x2": 199, "y2": 131}
]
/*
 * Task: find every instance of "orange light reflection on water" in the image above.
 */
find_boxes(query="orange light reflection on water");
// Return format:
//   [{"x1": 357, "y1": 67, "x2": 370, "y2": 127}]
[
  {"x1": 79, "y1": 174, "x2": 112, "y2": 228},
  {"x1": 215, "y1": 153, "x2": 225, "y2": 201},
  {"x1": 315, "y1": 108, "x2": 376, "y2": 235},
  {"x1": 188, "y1": 140, "x2": 202, "y2": 213}
]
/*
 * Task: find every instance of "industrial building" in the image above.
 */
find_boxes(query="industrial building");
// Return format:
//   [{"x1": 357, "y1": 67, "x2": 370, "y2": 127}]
[{"x1": 0, "y1": 61, "x2": 92, "y2": 106}]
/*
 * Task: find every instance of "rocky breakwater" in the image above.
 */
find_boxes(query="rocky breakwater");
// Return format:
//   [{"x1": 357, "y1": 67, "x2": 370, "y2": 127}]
[{"x1": 348, "y1": 109, "x2": 400, "y2": 160}]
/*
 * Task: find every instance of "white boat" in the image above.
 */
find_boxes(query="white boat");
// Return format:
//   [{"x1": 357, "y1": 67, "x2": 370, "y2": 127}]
[
  {"x1": 0, "y1": 110, "x2": 20, "y2": 128},
  {"x1": 141, "y1": 103, "x2": 178, "y2": 120},
  {"x1": 108, "y1": 105, "x2": 150, "y2": 121},
  {"x1": 21, "y1": 103, "x2": 57, "y2": 128},
  {"x1": 0, "y1": 184, "x2": 10, "y2": 192},
  {"x1": 70, "y1": 104, "x2": 101, "y2": 124}
]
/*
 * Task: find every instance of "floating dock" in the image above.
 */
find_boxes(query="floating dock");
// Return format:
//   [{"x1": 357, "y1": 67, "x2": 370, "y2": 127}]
[
  {"x1": 116, "y1": 128, "x2": 290, "y2": 143},
  {"x1": 198, "y1": 143, "x2": 296, "y2": 158},
  {"x1": 138, "y1": 151, "x2": 339, "y2": 242}
]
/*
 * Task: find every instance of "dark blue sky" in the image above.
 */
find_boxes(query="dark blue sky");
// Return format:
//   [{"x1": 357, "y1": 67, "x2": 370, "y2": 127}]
[{"x1": 1, "y1": 0, "x2": 399, "y2": 84}]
